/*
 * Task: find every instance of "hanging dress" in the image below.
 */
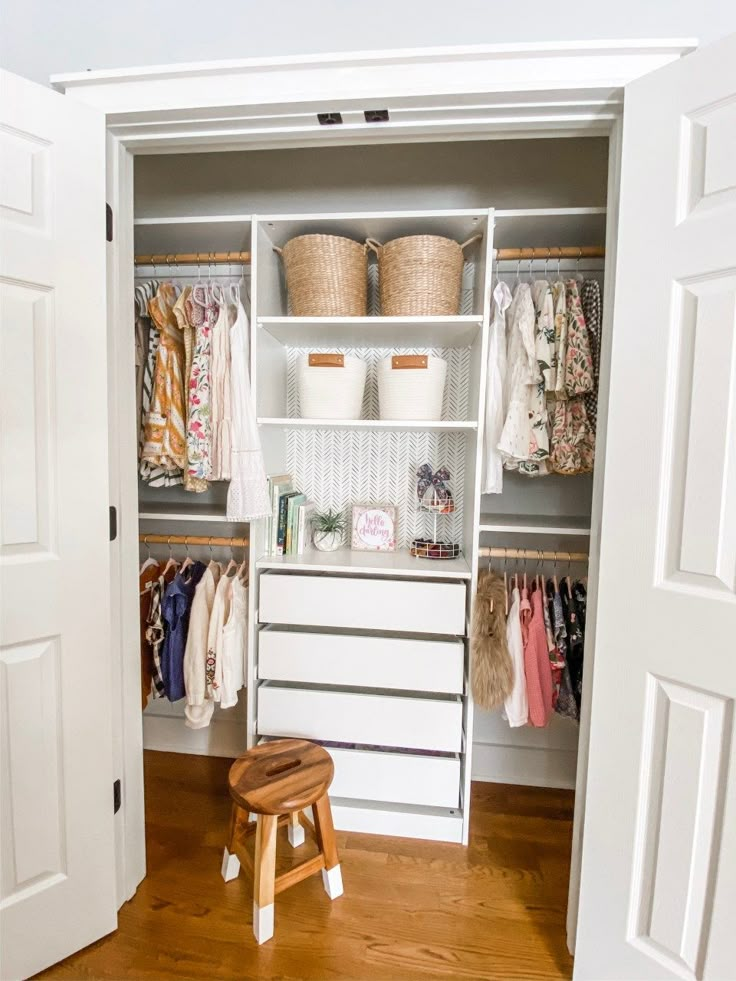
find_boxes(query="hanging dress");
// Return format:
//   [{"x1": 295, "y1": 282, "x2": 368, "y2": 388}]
[
  {"x1": 524, "y1": 587, "x2": 554, "y2": 727},
  {"x1": 184, "y1": 562, "x2": 221, "y2": 729},
  {"x1": 173, "y1": 286, "x2": 208, "y2": 493},
  {"x1": 139, "y1": 558, "x2": 160, "y2": 708},
  {"x1": 141, "y1": 283, "x2": 188, "y2": 475},
  {"x1": 185, "y1": 285, "x2": 214, "y2": 482},
  {"x1": 498, "y1": 283, "x2": 538, "y2": 469},
  {"x1": 209, "y1": 289, "x2": 232, "y2": 481},
  {"x1": 226, "y1": 291, "x2": 271, "y2": 520},
  {"x1": 139, "y1": 286, "x2": 183, "y2": 487},
  {"x1": 481, "y1": 281, "x2": 512, "y2": 494},
  {"x1": 516, "y1": 279, "x2": 554, "y2": 476},
  {"x1": 161, "y1": 560, "x2": 207, "y2": 702},
  {"x1": 549, "y1": 280, "x2": 596, "y2": 475},
  {"x1": 220, "y1": 573, "x2": 248, "y2": 709},
  {"x1": 552, "y1": 280, "x2": 568, "y2": 400},
  {"x1": 581, "y1": 278, "x2": 602, "y2": 433},
  {"x1": 503, "y1": 585, "x2": 528, "y2": 727}
]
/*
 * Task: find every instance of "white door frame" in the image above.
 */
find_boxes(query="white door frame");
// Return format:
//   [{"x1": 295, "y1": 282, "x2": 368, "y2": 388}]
[{"x1": 51, "y1": 39, "x2": 694, "y2": 943}]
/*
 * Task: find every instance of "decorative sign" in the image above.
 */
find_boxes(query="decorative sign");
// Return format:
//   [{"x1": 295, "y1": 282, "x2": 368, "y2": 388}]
[{"x1": 351, "y1": 504, "x2": 397, "y2": 552}]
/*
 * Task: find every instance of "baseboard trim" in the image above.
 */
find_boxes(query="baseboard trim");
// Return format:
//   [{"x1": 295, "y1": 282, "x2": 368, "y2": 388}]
[
  {"x1": 471, "y1": 740, "x2": 578, "y2": 790},
  {"x1": 143, "y1": 714, "x2": 247, "y2": 758}
]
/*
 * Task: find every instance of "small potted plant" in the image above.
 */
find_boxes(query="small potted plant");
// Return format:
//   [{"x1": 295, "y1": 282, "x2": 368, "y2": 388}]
[{"x1": 311, "y1": 509, "x2": 345, "y2": 552}]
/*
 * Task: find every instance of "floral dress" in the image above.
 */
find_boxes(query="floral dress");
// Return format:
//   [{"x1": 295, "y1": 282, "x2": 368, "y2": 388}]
[
  {"x1": 549, "y1": 280, "x2": 596, "y2": 475},
  {"x1": 185, "y1": 285, "x2": 214, "y2": 482},
  {"x1": 516, "y1": 280, "x2": 555, "y2": 477},
  {"x1": 173, "y1": 287, "x2": 208, "y2": 493}
]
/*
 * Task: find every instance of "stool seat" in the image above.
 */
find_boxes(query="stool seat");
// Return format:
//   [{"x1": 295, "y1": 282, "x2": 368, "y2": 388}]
[{"x1": 228, "y1": 738, "x2": 334, "y2": 815}]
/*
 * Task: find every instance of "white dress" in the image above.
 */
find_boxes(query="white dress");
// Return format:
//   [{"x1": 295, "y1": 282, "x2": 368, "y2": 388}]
[
  {"x1": 503, "y1": 586, "x2": 528, "y2": 727},
  {"x1": 209, "y1": 292, "x2": 232, "y2": 481},
  {"x1": 184, "y1": 562, "x2": 220, "y2": 729},
  {"x1": 515, "y1": 279, "x2": 554, "y2": 477},
  {"x1": 220, "y1": 575, "x2": 247, "y2": 709},
  {"x1": 226, "y1": 296, "x2": 271, "y2": 520},
  {"x1": 498, "y1": 283, "x2": 537, "y2": 468},
  {"x1": 481, "y1": 281, "x2": 512, "y2": 495}
]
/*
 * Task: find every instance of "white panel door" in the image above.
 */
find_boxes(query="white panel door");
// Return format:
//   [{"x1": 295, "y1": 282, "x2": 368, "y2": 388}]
[
  {"x1": 576, "y1": 34, "x2": 736, "y2": 980},
  {"x1": 0, "y1": 70, "x2": 116, "y2": 979}
]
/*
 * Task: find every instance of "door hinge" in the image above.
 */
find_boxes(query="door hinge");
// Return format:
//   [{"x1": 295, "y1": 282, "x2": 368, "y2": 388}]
[
  {"x1": 106, "y1": 203, "x2": 113, "y2": 242},
  {"x1": 109, "y1": 505, "x2": 117, "y2": 542},
  {"x1": 113, "y1": 779, "x2": 122, "y2": 814}
]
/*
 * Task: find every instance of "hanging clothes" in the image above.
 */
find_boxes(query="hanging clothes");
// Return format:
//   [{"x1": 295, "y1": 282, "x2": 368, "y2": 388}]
[
  {"x1": 220, "y1": 573, "x2": 248, "y2": 709},
  {"x1": 146, "y1": 562, "x2": 178, "y2": 699},
  {"x1": 160, "y1": 560, "x2": 207, "y2": 702},
  {"x1": 141, "y1": 283, "x2": 188, "y2": 476},
  {"x1": 481, "y1": 281, "x2": 512, "y2": 494},
  {"x1": 523, "y1": 587, "x2": 554, "y2": 727},
  {"x1": 209, "y1": 289, "x2": 232, "y2": 481},
  {"x1": 471, "y1": 570, "x2": 514, "y2": 709},
  {"x1": 139, "y1": 295, "x2": 183, "y2": 488},
  {"x1": 172, "y1": 287, "x2": 208, "y2": 494},
  {"x1": 560, "y1": 579, "x2": 585, "y2": 712},
  {"x1": 498, "y1": 283, "x2": 538, "y2": 469},
  {"x1": 551, "y1": 280, "x2": 567, "y2": 400},
  {"x1": 515, "y1": 279, "x2": 554, "y2": 477},
  {"x1": 503, "y1": 585, "x2": 528, "y2": 727},
  {"x1": 139, "y1": 558, "x2": 160, "y2": 708},
  {"x1": 184, "y1": 562, "x2": 221, "y2": 729},
  {"x1": 134, "y1": 285, "x2": 153, "y2": 437},
  {"x1": 185, "y1": 285, "x2": 214, "y2": 483},
  {"x1": 549, "y1": 280, "x2": 596, "y2": 475},
  {"x1": 226, "y1": 290, "x2": 271, "y2": 520},
  {"x1": 581, "y1": 278, "x2": 602, "y2": 433}
]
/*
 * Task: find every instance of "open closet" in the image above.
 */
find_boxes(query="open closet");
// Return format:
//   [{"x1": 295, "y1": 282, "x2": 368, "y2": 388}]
[
  {"x1": 6, "y1": 35, "x2": 733, "y2": 980},
  {"x1": 132, "y1": 137, "x2": 609, "y2": 843}
]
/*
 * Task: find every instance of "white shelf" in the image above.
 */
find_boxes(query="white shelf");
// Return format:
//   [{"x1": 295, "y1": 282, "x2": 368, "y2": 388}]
[
  {"x1": 257, "y1": 547, "x2": 472, "y2": 580},
  {"x1": 258, "y1": 417, "x2": 478, "y2": 432},
  {"x1": 479, "y1": 513, "x2": 591, "y2": 535},
  {"x1": 258, "y1": 315, "x2": 483, "y2": 348},
  {"x1": 134, "y1": 214, "x2": 251, "y2": 254},
  {"x1": 138, "y1": 505, "x2": 239, "y2": 523}
]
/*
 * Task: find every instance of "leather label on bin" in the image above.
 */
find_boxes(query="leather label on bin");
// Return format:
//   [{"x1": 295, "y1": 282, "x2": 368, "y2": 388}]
[
  {"x1": 309, "y1": 353, "x2": 345, "y2": 368},
  {"x1": 392, "y1": 355, "x2": 428, "y2": 369}
]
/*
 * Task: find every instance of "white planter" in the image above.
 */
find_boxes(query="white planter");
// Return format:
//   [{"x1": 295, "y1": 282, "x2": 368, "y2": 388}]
[{"x1": 313, "y1": 529, "x2": 342, "y2": 552}]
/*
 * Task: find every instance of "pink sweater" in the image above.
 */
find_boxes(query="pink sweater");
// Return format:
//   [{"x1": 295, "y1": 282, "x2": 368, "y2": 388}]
[{"x1": 524, "y1": 589, "x2": 554, "y2": 727}]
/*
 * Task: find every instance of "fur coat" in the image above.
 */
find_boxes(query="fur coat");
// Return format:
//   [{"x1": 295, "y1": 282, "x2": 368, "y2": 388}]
[{"x1": 471, "y1": 571, "x2": 514, "y2": 709}]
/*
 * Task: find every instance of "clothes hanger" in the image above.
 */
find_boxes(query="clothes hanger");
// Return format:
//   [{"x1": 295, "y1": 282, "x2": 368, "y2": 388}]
[
  {"x1": 139, "y1": 536, "x2": 158, "y2": 573},
  {"x1": 179, "y1": 537, "x2": 193, "y2": 573},
  {"x1": 503, "y1": 549, "x2": 509, "y2": 616},
  {"x1": 553, "y1": 551, "x2": 559, "y2": 593},
  {"x1": 162, "y1": 536, "x2": 179, "y2": 576},
  {"x1": 566, "y1": 551, "x2": 573, "y2": 592}
]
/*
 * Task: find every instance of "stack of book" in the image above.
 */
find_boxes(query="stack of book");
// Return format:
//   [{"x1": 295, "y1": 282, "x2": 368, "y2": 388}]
[{"x1": 265, "y1": 474, "x2": 314, "y2": 556}]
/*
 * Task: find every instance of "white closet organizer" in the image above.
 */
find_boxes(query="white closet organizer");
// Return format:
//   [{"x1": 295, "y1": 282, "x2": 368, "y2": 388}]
[
  {"x1": 135, "y1": 201, "x2": 606, "y2": 842},
  {"x1": 248, "y1": 209, "x2": 492, "y2": 843}
]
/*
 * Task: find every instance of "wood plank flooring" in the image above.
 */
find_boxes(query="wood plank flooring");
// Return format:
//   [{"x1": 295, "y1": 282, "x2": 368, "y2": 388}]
[{"x1": 38, "y1": 751, "x2": 575, "y2": 980}]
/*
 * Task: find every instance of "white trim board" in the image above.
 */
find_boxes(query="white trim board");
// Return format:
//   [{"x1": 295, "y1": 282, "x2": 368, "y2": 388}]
[{"x1": 472, "y1": 742, "x2": 578, "y2": 790}]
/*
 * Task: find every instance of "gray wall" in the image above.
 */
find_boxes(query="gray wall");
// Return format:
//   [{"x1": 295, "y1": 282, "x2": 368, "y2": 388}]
[{"x1": 2, "y1": 0, "x2": 735, "y2": 86}]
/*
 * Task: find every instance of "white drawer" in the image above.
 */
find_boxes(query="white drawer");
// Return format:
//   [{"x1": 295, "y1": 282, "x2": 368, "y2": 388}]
[
  {"x1": 258, "y1": 628, "x2": 464, "y2": 694},
  {"x1": 258, "y1": 573, "x2": 466, "y2": 635},
  {"x1": 257, "y1": 684, "x2": 463, "y2": 753},
  {"x1": 327, "y1": 745, "x2": 460, "y2": 809}
]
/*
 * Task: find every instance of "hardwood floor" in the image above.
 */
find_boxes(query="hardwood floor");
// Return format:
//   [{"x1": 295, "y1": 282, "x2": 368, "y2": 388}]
[{"x1": 38, "y1": 751, "x2": 575, "y2": 981}]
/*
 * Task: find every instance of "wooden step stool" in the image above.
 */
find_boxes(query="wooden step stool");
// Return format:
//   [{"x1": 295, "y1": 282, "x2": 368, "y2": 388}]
[{"x1": 221, "y1": 738, "x2": 343, "y2": 944}]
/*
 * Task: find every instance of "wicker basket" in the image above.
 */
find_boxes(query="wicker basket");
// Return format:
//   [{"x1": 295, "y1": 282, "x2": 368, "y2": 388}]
[
  {"x1": 377, "y1": 354, "x2": 447, "y2": 421},
  {"x1": 276, "y1": 234, "x2": 367, "y2": 316},
  {"x1": 297, "y1": 353, "x2": 367, "y2": 419},
  {"x1": 367, "y1": 233, "x2": 481, "y2": 316}
]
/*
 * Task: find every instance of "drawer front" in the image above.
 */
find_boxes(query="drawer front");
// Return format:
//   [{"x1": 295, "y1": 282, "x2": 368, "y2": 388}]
[
  {"x1": 257, "y1": 685, "x2": 463, "y2": 753},
  {"x1": 327, "y1": 746, "x2": 460, "y2": 809},
  {"x1": 258, "y1": 573, "x2": 466, "y2": 635},
  {"x1": 258, "y1": 628, "x2": 464, "y2": 694}
]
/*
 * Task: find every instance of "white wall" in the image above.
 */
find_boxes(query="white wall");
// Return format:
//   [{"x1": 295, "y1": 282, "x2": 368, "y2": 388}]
[{"x1": 2, "y1": 0, "x2": 735, "y2": 86}]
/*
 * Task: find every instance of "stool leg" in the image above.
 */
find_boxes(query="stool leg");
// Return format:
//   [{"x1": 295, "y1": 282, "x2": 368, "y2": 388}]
[
  {"x1": 287, "y1": 810, "x2": 305, "y2": 848},
  {"x1": 221, "y1": 803, "x2": 244, "y2": 882},
  {"x1": 313, "y1": 795, "x2": 343, "y2": 900},
  {"x1": 253, "y1": 814, "x2": 277, "y2": 944}
]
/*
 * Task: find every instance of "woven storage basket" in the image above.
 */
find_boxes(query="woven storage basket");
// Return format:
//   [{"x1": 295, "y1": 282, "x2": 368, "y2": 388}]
[
  {"x1": 367, "y1": 233, "x2": 481, "y2": 316},
  {"x1": 297, "y1": 353, "x2": 367, "y2": 419},
  {"x1": 277, "y1": 234, "x2": 368, "y2": 316},
  {"x1": 377, "y1": 354, "x2": 447, "y2": 421}
]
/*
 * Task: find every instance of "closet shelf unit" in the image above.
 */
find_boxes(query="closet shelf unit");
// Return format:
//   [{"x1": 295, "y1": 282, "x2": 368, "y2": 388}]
[
  {"x1": 248, "y1": 208, "x2": 493, "y2": 844},
  {"x1": 479, "y1": 514, "x2": 592, "y2": 536}
]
